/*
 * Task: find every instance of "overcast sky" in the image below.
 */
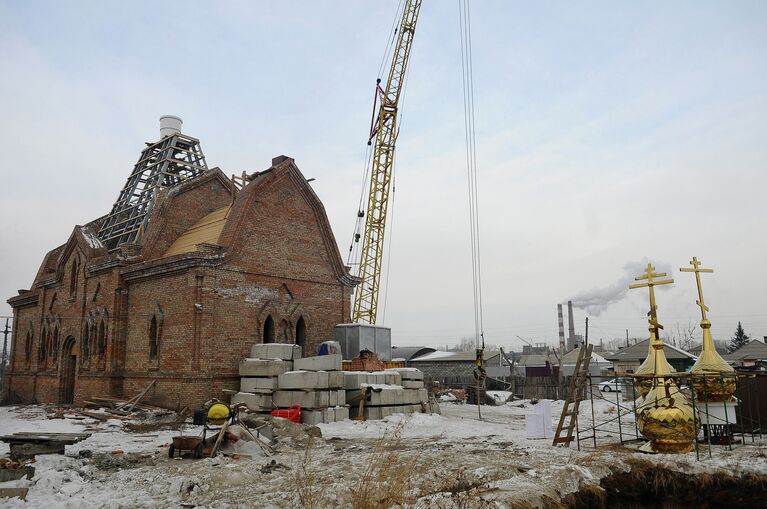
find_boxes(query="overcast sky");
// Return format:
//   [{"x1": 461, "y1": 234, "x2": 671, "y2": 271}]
[{"x1": 1, "y1": 1, "x2": 765, "y2": 351}]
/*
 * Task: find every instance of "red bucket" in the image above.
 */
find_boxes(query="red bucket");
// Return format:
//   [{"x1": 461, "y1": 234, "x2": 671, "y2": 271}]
[{"x1": 271, "y1": 405, "x2": 301, "y2": 423}]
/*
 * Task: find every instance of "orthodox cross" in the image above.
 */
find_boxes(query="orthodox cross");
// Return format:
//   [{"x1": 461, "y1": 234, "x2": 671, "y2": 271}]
[
  {"x1": 629, "y1": 263, "x2": 674, "y2": 333},
  {"x1": 680, "y1": 256, "x2": 714, "y2": 322}
]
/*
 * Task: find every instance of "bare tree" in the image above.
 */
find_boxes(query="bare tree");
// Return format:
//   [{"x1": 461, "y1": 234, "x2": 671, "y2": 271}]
[
  {"x1": 675, "y1": 320, "x2": 698, "y2": 351},
  {"x1": 452, "y1": 336, "x2": 500, "y2": 352}
]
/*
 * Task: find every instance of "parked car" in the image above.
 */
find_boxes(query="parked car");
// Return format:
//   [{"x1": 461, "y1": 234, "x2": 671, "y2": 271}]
[{"x1": 599, "y1": 377, "x2": 632, "y2": 392}]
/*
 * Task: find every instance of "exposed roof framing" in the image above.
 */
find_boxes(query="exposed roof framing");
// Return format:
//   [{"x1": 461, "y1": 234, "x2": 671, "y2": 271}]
[{"x1": 98, "y1": 133, "x2": 208, "y2": 250}]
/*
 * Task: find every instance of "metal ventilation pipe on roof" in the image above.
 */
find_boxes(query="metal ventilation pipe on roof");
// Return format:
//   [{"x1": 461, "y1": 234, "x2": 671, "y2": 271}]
[{"x1": 160, "y1": 115, "x2": 183, "y2": 138}]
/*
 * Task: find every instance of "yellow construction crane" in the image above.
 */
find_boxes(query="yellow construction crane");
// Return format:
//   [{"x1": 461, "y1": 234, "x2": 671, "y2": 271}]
[{"x1": 352, "y1": 0, "x2": 423, "y2": 324}]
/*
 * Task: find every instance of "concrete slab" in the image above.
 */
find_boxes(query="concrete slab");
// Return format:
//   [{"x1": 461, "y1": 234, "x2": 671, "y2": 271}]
[
  {"x1": 342, "y1": 372, "x2": 370, "y2": 390},
  {"x1": 251, "y1": 343, "x2": 302, "y2": 361},
  {"x1": 388, "y1": 368, "x2": 424, "y2": 381},
  {"x1": 231, "y1": 392, "x2": 273, "y2": 411},
  {"x1": 334, "y1": 406, "x2": 350, "y2": 421},
  {"x1": 294, "y1": 354, "x2": 342, "y2": 372},
  {"x1": 328, "y1": 371, "x2": 344, "y2": 389},
  {"x1": 273, "y1": 390, "x2": 330, "y2": 409},
  {"x1": 301, "y1": 410, "x2": 325, "y2": 425},
  {"x1": 403, "y1": 389, "x2": 419, "y2": 405},
  {"x1": 402, "y1": 380, "x2": 425, "y2": 389},
  {"x1": 383, "y1": 372, "x2": 401, "y2": 385},
  {"x1": 239, "y1": 358, "x2": 293, "y2": 377},
  {"x1": 278, "y1": 371, "x2": 329, "y2": 390},
  {"x1": 240, "y1": 377, "x2": 278, "y2": 393},
  {"x1": 418, "y1": 388, "x2": 428, "y2": 403}
]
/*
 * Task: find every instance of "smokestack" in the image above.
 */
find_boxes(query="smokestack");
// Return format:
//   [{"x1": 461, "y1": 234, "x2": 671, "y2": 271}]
[
  {"x1": 160, "y1": 115, "x2": 183, "y2": 138},
  {"x1": 557, "y1": 304, "x2": 566, "y2": 354},
  {"x1": 567, "y1": 300, "x2": 576, "y2": 350}
]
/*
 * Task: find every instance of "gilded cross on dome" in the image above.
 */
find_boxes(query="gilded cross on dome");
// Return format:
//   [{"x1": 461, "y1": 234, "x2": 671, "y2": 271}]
[
  {"x1": 679, "y1": 256, "x2": 714, "y2": 321},
  {"x1": 629, "y1": 263, "x2": 674, "y2": 334}
]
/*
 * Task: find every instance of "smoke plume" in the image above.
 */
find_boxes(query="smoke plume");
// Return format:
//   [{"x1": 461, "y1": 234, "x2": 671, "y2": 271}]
[{"x1": 568, "y1": 259, "x2": 673, "y2": 316}]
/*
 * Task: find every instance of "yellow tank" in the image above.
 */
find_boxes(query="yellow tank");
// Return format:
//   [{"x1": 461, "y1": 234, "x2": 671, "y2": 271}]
[{"x1": 207, "y1": 403, "x2": 231, "y2": 425}]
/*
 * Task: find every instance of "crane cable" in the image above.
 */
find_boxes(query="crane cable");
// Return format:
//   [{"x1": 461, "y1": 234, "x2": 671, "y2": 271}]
[{"x1": 459, "y1": 0, "x2": 486, "y2": 418}]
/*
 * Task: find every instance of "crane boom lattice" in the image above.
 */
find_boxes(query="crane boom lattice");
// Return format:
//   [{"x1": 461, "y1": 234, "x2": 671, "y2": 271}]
[{"x1": 353, "y1": 0, "x2": 423, "y2": 324}]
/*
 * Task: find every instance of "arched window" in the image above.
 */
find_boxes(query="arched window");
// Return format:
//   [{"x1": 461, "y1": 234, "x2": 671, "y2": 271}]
[
  {"x1": 98, "y1": 320, "x2": 106, "y2": 359},
  {"x1": 25, "y1": 331, "x2": 32, "y2": 363},
  {"x1": 69, "y1": 258, "x2": 78, "y2": 295},
  {"x1": 52, "y1": 325, "x2": 60, "y2": 363},
  {"x1": 39, "y1": 326, "x2": 48, "y2": 364},
  {"x1": 149, "y1": 316, "x2": 158, "y2": 360},
  {"x1": 263, "y1": 315, "x2": 275, "y2": 344},
  {"x1": 296, "y1": 316, "x2": 306, "y2": 350},
  {"x1": 81, "y1": 324, "x2": 90, "y2": 360},
  {"x1": 89, "y1": 321, "x2": 97, "y2": 360}
]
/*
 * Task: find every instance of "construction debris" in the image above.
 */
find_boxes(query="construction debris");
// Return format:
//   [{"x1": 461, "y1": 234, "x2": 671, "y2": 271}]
[{"x1": 0, "y1": 432, "x2": 91, "y2": 461}]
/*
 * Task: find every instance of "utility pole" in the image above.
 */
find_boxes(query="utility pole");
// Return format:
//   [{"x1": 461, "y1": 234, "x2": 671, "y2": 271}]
[
  {"x1": 626, "y1": 329, "x2": 629, "y2": 347},
  {"x1": 1, "y1": 318, "x2": 10, "y2": 393}
]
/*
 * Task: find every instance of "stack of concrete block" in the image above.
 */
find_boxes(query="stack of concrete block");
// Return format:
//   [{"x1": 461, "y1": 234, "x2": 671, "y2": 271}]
[
  {"x1": 345, "y1": 368, "x2": 430, "y2": 420},
  {"x1": 271, "y1": 354, "x2": 349, "y2": 425},
  {"x1": 231, "y1": 344, "x2": 301, "y2": 412}
]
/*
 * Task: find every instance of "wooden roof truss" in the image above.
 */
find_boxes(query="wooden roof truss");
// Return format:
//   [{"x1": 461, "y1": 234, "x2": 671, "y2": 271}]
[{"x1": 97, "y1": 133, "x2": 208, "y2": 250}]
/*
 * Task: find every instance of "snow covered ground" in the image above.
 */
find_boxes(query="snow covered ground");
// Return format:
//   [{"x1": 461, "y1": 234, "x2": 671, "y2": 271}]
[{"x1": 1, "y1": 397, "x2": 765, "y2": 508}]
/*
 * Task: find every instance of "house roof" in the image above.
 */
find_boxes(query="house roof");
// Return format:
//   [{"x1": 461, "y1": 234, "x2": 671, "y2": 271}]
[
  {"x1": 604, "y1": 339, "x2": 697, "y2": 362},
  {"x1": 723, "y1": 340, "x2": 767, "y2": 361},
  {"x1": 409, "y1": 350, "x2": 476, "y2": 362},
  {"x1": 391, "y1": 346, "x2": 437, "y2": 361},
  {"x1": 163, "y1": 205, "x2": 231, "y2": 257},
  {"x1": 687, "y1": 343, "x2": 728, "y2": 356},
  {"x1": 561, "y1": 347, "x2": 610, "y2": 365},
  {"x1": 518, "y1": 353, "x2": 555, "y2": 367}
]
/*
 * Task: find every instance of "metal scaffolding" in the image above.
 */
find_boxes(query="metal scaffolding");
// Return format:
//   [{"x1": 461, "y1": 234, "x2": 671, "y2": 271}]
[
  {"x1": 97, "y1": 132, "x2": 208, "y2": 250},
  {"x1": 573, "y1": 372, "x2": 765, "y2": 460}
]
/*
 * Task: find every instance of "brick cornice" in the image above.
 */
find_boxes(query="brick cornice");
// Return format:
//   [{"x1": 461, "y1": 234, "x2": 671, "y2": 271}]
[
  {"x1": 120, "y1": 252, "x2": 223, "y2": 282},
  {"x1": 7, "y1": 292, "x2": 39, "y2": 308}
]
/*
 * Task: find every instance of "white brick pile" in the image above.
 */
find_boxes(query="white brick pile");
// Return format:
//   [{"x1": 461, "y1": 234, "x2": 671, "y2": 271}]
[{"x1": 345, "y1": 368, "x2": 430, "y2": 420}]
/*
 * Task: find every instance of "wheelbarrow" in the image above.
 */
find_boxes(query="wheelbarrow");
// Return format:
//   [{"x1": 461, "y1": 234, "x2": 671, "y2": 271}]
[{"x1": 168, "y1": 435, "x2": 203, "y2": 459}]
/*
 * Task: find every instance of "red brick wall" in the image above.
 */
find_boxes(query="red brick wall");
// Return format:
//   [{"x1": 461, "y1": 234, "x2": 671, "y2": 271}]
[{"x1": 7, "y1": 162, "x2": 353, "y2": 409}]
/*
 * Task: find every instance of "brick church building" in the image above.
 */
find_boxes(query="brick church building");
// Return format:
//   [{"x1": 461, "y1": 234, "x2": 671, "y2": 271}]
[{"x1": 6, "y1": 117, "x2": 356, "y2": 408}]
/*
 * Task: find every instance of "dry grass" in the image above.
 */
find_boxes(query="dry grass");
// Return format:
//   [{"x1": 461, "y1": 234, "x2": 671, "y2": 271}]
[
  {"x1": 413, "y1": 467, "x2": 495, "y2": 509},
  {"x1": 294, "y1": 436, "x2": 325, "y2": 509},
  {"x1": 349, "y1": 420, "x2": 424, "y2": 509}
]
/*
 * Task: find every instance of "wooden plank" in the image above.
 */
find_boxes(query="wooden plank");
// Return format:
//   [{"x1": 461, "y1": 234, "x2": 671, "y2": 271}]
[
  {"x1": 209, "y1": 420, "x2": 230, "y2": 458},
  {"x1": 0, "y1": 488, "x2": 28, "y2": 500},
  {"x1": 125, "y1": 380, "x2": 156, "y2": 412}
]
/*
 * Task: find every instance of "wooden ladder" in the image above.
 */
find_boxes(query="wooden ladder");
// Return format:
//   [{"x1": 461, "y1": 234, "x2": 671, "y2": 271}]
[{"x1": 552, "y1": 344, "x2": 593, "y2": 447}]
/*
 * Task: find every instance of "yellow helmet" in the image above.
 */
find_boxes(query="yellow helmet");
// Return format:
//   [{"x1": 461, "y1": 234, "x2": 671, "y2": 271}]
[{"x1": 207, "y1": 403, "x2": 230, "y2": 425}]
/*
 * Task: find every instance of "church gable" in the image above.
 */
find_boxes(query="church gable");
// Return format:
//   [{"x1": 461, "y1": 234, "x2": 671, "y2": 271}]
[
  {"x1": 220, "y1": 158, "x2": 354, "y2": 286},
  {"x1": 139, "y1": 169, "x2": 236, "y2": 260}
]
